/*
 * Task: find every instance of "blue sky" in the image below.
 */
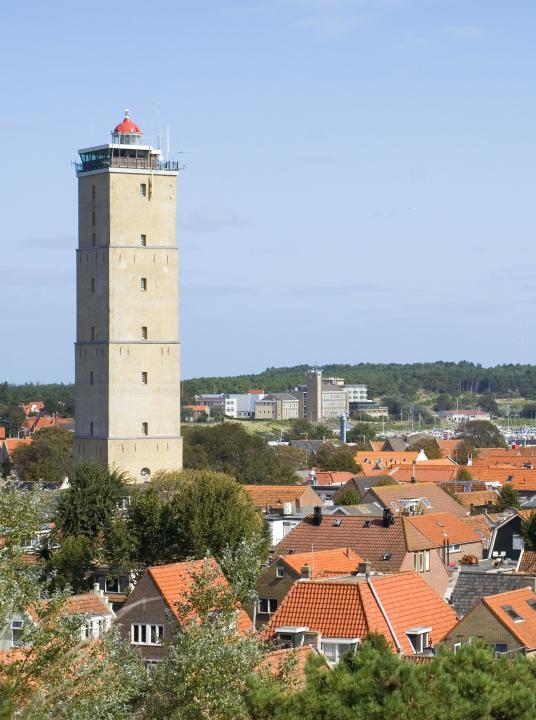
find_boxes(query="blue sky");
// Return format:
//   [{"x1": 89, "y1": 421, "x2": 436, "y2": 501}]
[{"x1": 2, "y1": 0, "x2": 536, "y2": 383}]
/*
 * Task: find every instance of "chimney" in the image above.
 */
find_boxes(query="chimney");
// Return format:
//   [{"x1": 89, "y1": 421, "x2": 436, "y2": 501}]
[
  {"x1": 358, "y1": 560, "x2": 372, "y2": 576},
  {"x1": 382, "y1": 508, "x2": 394, "y2": 527},
  {"x1": 411, "y1": 461, "x2": 417, "y2": 483},
  {"x1": 313, "y1": 506, "x2": 322, "y2": 526},
  {"x1": 300, "y1": 564, "x2": 312, "y2": 579},
  {"x1": 93, "y1": 583, "x2": 103, "y2": 596}
]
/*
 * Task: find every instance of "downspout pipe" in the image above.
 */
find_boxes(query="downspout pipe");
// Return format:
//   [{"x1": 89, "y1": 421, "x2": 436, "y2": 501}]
[{"x1": 366, "y1": 576, "x2": 402, "y2": 654}]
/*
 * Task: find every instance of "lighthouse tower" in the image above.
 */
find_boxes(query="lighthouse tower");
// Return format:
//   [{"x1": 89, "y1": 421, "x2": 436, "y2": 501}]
[{"x1": 74, "y1": 111, "x2": 183, "y2": 481}]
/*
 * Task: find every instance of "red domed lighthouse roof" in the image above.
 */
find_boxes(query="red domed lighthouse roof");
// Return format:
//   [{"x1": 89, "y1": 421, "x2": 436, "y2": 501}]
[{"x1": 113, "y1": 110, "x2": 142, "y2": 134}]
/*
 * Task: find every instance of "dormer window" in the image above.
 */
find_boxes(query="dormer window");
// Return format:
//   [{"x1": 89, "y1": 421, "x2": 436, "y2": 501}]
[{"x1": 405, "y1": 627, "x2": 431, "y2": 654}]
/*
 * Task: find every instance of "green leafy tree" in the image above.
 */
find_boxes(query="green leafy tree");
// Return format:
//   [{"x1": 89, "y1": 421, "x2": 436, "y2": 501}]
[
  {"x1": 434, "y1": 393, "x2": 455, "y2": 411},
  {"x1": 159, "y1": 470, "x2": 268, "y2": 564},
  {"x1": 0, "y1": 404, "x2": 25, "y2": 437},
  {"x1": 56, "y1": 463, "x2": 127, "y2": 540},
  {"x1": 458, "y1": 420, "x2": 507, "y2": 449},
  {"x1": 46, "y1": 534, "x2": 95, "y2": 593},
  {"x1": 128, "y1": 486, "x2": 166, "y2": 566},
  {"x1": 521, "y1": 511, "x2": 536, "y2": 551},
  {"x1": 0, "y1": 485, "x2": 146, "y2": 719},
  {"x1": 310, "y1": 444, "x2": 361, "y2": 473},
  {"x1": 282, "y1": 419, "x2": 335, "y2": 441},
  {"x1": 184, "y1": 424, "x2": 298, "y2": 484},
  {"x1": 450, "y1": 440, "x2": 475, "y2": 466},
  {"x1": 332, "y1": 486, "x2": 361, "y2": 506},
  {"x1": 345, "y1": 422, "x2": 376, "y2": 449},
  {"x1": 11, "y1": 426, "x2": 73, "y2": 484},
  {"x1": 456, "y1": 468, "x2": 473, "y2": 482},
  {"x1": 220, "y1": 535, "x2": 267, "y2": 607},
  {"x1": 269, "y1": 445, "x2": 307, "y2": 473},
  {"x1": 408, "y1": 436, "x2": 442, "y2": 459},
  {"x1": 477, "y1": 396, "x2": 499, "y2": 414},
  {"x1": 495, "y1": 483, "x2": 520, "y2": 512},
  {"x1": 148, "y1": 559, "x2": 263, "y2": 720}
]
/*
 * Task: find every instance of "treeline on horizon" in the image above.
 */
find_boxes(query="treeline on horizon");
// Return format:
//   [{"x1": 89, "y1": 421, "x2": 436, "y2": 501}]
[{"x1": 5, "y1": 362, "x2": 536, "y2": 408}]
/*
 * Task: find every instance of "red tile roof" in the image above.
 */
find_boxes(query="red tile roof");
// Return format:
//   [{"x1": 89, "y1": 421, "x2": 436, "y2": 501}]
[
  {"x1": 459, "y1": 515, "x2": 494, "y2": 544},
  {"x1": 364, "y1": 482, "x2": 467, "y2": 517},
  {"x1": 456, "y1": 490, "x2": 497, "y2": 509},
  {"x1": 243, "y1": 484, "x2": 322, "y2": 510},
  {"x1": 355, "y1": 451, "x2": 421, "y2": 466},
  {"x1": 518, "y1": 551, "x2": 536, "y2": 574},
  {"x1": 260, "y1": 646, "x2": 317, "y2": 687},
  {"x1": 482, "y1": 587, "x2": 536, "y2": 650},
  {"x1": 404, "y1": 512, "x2": 481, "y2": 547},
  {"x1": 279, "y1": 548, "x2": 363, "y2": 578},
  {"x1": 275, "y1": 514, "x2": 433, "y2": 571},
  {"x1": 264, "y1": 572, "x2": 457, "y2": 655},
  {"x1": 313, "y1": 472, "x2": 357, "y2": 486},
  {"x1": 148, "y1": 560, "x2": 252, "y2": 633}
]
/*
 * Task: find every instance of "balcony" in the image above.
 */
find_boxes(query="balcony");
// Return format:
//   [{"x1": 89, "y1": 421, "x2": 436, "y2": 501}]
[{"x1": 75, "y1": 157, "x2": 181, "y2": 173}]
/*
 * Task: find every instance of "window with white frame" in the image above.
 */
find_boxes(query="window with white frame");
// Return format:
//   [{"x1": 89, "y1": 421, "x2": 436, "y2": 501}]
[
  {"x1": 258, "y1": 598, "x2": 278, "y2": 614},
  {"x1": 276, "y1": 566, "x2": 285, "y2": 578},
  {"x1": 413, "y1": 550, "x2": 430, "y2": 572},
  {"x1": 405, "y1": 628, "x2": 430, "y2": 654},
  {"x1": 513, "y1": 534, "x2": 523, "y2": 550},
  {"x1": 140, "y1": 183, "x2": 147, "y2": 197},
  {"x1": 448, "y1": 544, "x2": 461, "y2": 553},
  {"x1": 11, "y1": 619, "x2": 24, "y2": 647},
  {"x1": 131, "y1": 624, "x2": 164, "y2": 645},
  {"x1": 321, "y1": 640, "x2": 358, "y2": 664}
]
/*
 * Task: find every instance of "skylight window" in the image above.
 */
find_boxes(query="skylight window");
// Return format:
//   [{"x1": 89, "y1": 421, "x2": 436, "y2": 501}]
[
  {"x1": 502, "y1": 605, "x2": 523, "y2": 622},
  {"x1": 421, "y1": 497, "x2": 432, "y2": 509},
  {"x1": 527, "y1": 600, "x2": 536, "y2": 612}
]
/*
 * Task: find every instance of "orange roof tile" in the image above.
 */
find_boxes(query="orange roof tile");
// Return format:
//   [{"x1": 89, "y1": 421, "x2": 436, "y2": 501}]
[
  {"x1": 459, "y1": 515, "x2": 493, "y2": 543},
  {"x1": 148, "y1": 560, "x2": 252, "y2": 633},
  {"x1": 365, "y1": 482, "x2": 467, "y2": 517},
  {"x1": 482, "y1": 587, "x2": 536, "y2": 650},
  {"x1": 276, "y1": 514, "x2": 433, "y2": 571},
  {"x1": 260, "y1": 646, "x2": 319, "y2": 687},
  {"x1": 279, "y1": 548, "x2": 363, "y2": 578},
  {"x1": 355, "y1": 451, "x2": 421, "y2": 466},
  {"x1": 404, "y1": 512, "x2": 481, "y2": 547},
  {"x1": 313, "y1": 471, "x2": 357, "y2": 486},
  {"x1": 369, "y1": 573, "x2": 457, "y2": 652},
  {"x1": 518, "y1": 551, "x2": 536, "y2": 574},
  {"x1": 2, "y1": 437, "x2": 32, "y2": 454},
  {"x1": 264, "y1": 572, "x2": 457, "y2": 655},
  {"x1": 456, "y1": 491, "x2": 497, "y2": 509},
  {"x1": 389, "y1": 465, "x2": 458, "y2": 483},
  {"x1": 243, "y1": 484, "x2": 322, "y2": 509}
]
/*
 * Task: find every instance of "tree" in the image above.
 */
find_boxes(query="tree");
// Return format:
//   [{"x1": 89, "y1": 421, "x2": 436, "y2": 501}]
[
  {"x1": 148, "y1": 559, "x2": 263, "y2": 720},
  {"x1": 332, "y1": 486, "x2": 361, "y2": 506},
  {"x1": 282, "y1": 419, "x2": 335, "y2": 441},
  {"x1": 56, "y1": 463, "x2": 128, "y2": 540},
  {"x1": 45, "y1": 534, "x2": 95, "y2": 593},
  {"x1": 0, "y1": 485, "x2": 146, "y2": 719},
  {"x1": 158, "y1": 470, "x2": 268, "y2": 564},
  {"x1": 346, "y1": 422, "x2": 376, "y2": 449},
  {"x1": 456, "y1": 468, "x2": 473, "y2": 482},
  {"x1": 0, "y1": 404, "x2": 25, "y2": 437},
  {"x1": 184, "y1": 424, "x2": 298, "y2": 484},
  {"x1": 521, "y1": 511, "x2": 536, "y2": 551},
  {"x1": 495, "y1": 483, "x2": 520, "y2": 512},
  {"x1": 408, "y1": 437, "x2": 442, "y2": 459},
  {"x1": 128, "y1": 486, "x2": 166, "y2": 566},
  {"x1": 434, "y1": 393, "x2": 455, "y2": 411},
  {"x1": 477, "y1": 396, "x2": 499, "y2": 414},
  {"x1": 310, "y1": 444, "x2": 361, "y2": 473},
  {"x1": 450, "y1": 440, "x2": 475, "y2": 466},
  {"x1": 11, "y1": 426, "x2": 73, "y2": 484},
  {"x1": 269, "y1": 445, "x2": 307, "y2": 473},
  {"x1": 457, "y1": 420, "x2": 506, "y2": 449}
]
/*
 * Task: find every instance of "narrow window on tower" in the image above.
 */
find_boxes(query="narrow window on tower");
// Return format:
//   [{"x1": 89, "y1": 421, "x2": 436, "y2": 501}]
[
  {"x1": 92, "y1": 211, "x2": 95, "y2": 226},
  {"x1": 92, "y1": 232, "x2": 96, "y2": 247},
  {"x1": 141, "y1": 372, "x2": 148, "y2": 385},
  {"x1": 91, "y1": 278, "x2": 95, "y2": 293},
  {"x1": 91, "y1": 184, "x2": 96, "y2": 200},
  {"x1": 90, "y1": 371, "x2": 94, "y2": 386},
  {"x1": 141, "y1": 326, "x2": 148, "y2": 340},
  {"x1": 140, "y1": 278, "x2": 147, "y2": 291},
  {"x1": 90, "y1": 422, "x2": 94, "y2": 436},
  {"x1": 139, "y1": 183, "x2": 147, "y2": 197},
  {"x1": 91, "y1": 326, "x2": 95, "y2": 341},
  {"x1": 140, "y1": 234, "x2": 147, "y2": 246},
  {"x1": 142, "y1": 422, "x2": 149, "y2": 435}
]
